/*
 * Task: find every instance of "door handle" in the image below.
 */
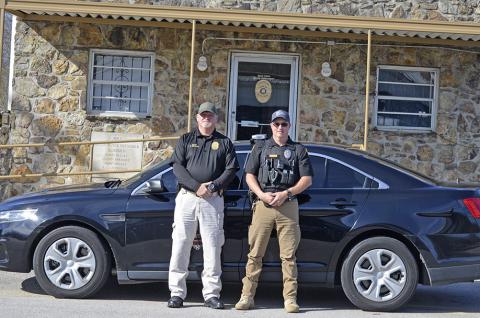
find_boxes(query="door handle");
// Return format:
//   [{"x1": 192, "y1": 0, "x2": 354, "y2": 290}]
[{"x1": 329, "y1": 200, "x2": 357, "y2": 207}]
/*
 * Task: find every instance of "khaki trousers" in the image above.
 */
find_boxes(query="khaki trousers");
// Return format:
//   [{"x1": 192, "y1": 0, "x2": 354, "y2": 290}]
[
  {"x1": 168, "y1": 189, "x2": 225, "y2": 301},
  {"x1": 241, "y1": 200, "x2": 301, "y2": 301}
]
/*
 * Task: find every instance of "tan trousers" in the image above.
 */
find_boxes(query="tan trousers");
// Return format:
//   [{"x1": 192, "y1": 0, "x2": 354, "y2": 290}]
[{"x1": 241, "y1": 200, "x2": 301, "y2": 301}]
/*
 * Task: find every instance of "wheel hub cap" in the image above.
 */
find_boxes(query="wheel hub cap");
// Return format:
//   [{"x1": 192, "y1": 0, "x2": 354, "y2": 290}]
[
  {"x1": 43, "y1": 237, "x2": 97, "y2": 290},
  {"x1": 353, "y1": 248, "x2": 407, "y2": 302}
]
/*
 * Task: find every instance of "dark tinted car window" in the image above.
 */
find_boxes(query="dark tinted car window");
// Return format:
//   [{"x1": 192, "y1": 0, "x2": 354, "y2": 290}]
[
  {"x1": 161, "y1": 169, "x2": 177, "y2": 193},
  {"x1": 326, "y1": 160, "x2": 367, "y2": 188},
  {"x1": 309, "y1": 155, "x2": 327, "y2": 188},
  {"x1": 232, "y1": 152, "x2": 247, "y2": 190}
]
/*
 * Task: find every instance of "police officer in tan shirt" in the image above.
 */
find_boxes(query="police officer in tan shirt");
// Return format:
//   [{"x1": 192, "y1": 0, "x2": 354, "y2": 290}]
[{"x1": 235, "y1": 110, "x2": 313, "y2": 313}]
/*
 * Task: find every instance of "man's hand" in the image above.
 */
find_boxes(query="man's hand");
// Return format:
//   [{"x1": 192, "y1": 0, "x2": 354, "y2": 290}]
[
  {"x1": 259, "y1": 192, "x2": 275, "y2": 205},
  {"x1": 270, "y1": 190, "x2": 288, "y2": 207},
  {"x1": 196, "y1": 182, "x2": 212, "y2": 198}
]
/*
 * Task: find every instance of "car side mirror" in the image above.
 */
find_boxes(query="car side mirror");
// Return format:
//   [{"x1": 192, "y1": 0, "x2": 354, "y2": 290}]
[{"x1": 145, "y1": 180, "x2": 165, "y2": 194}]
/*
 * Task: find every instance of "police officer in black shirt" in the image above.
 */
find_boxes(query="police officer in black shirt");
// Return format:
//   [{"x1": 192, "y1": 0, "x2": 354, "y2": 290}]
[
  {"x1": 168, "y1": 102, "x2": 239, "y2": 309},
  {"x1": 235, "y1": 110, "x2": 313, "y2": 313}
]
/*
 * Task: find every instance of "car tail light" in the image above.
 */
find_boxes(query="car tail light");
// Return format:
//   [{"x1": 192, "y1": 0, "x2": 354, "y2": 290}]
[{"x1": 463, "y1": 198, "x2": 480, "y2": 219}]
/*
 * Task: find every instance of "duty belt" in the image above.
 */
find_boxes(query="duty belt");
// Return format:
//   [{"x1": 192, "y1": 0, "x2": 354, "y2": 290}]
[{"x1": 180, "y1": 187, "x2": 222, "y2": 197}]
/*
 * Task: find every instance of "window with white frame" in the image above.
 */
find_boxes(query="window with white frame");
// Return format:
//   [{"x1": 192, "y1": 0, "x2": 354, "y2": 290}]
[
  {"x1": 88, "y1": 50, "x2": 154, "y2": 116},
  {"x1": 374, "y1": 66, "x2": 439, "y2": 131}
]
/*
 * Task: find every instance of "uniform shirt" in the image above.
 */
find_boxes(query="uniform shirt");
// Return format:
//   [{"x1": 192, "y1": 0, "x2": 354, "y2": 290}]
[
  {"x1": 245, "y1": 137, "x2": 313, "y2": 191},
  {"x1": 172, "y1": 129, "x2": 239, "y2": 192}
]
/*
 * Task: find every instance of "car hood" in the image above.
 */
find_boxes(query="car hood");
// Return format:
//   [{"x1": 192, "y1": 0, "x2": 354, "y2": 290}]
[{"x1": 0, "y1": 183, "x2": 118, "y2": 206}]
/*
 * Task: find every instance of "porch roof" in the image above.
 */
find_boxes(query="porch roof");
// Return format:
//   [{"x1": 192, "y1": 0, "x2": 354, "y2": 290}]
[{"x1": 4, "y1": 0, "x2": 480, "y2": 45}]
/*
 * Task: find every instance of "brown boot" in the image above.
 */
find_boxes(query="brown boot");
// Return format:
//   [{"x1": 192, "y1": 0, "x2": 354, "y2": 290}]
[
  {"x1": 235, "y1": 295, "x2": 255, "y2": 310},
  {"x1": 284, "y1": 298, "x2": 300, "y2": 313}
]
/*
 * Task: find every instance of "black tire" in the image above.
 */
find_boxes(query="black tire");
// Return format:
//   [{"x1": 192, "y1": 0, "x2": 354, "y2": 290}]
[
  {"x1": 340, "y1": 237, "x2": 418, "y2": 312},
  {"x1": 33, "y1": 226, "x2": 111, "y2": 298}
]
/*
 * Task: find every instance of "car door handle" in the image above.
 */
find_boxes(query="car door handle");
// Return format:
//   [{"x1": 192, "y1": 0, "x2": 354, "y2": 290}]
[
  {"x1": 329, "y1": 200, "x2": 357, "y2": 207},
  {"x1": 225, "y1": 201, "x2": 237, "y2": 207}
]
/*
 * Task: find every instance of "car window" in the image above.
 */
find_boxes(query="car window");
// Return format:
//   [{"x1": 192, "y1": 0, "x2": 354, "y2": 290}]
[
  {"x1": 309, "y1": 155, "x2": 327, "y2": 188},
  {"x1": 325, "y1": 160, "x2": 367, "y2": 188},
  {"x1": 160, "y1": 168, "x2": 177, "y2": 193},
  {"x1": 231, "y1": 152, "x2": 247, "y2": 190}
]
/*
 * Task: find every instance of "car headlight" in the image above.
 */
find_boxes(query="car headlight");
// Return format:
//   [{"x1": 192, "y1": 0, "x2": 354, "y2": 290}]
[{"x1": 0, "y1": 209, "x2": 38, "y2": 223}]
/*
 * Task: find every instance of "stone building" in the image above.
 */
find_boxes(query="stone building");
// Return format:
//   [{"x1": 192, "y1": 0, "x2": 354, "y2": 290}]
[{"x1": 0, "y1": 0, "x2": 479, "y2": 199}]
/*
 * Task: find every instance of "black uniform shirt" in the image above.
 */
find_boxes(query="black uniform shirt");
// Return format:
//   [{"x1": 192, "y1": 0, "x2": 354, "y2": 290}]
[
  {"x1": 245, "y1": 137, "x2": 313, "y2": 190},
  {"x1": 172, "y1": 129, "x2": 239, "y2": 192}
]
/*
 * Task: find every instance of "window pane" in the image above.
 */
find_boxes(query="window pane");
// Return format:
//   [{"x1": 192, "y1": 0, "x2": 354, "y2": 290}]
[
  {"x1": 326, "y1": 160, "x2": 366, "y2": 188},
  {"x1": 161, "y1": 169, "x2": 177, "y2": 193},
  {"x1": 309, "y1": 156, "x2": 326, "y2": 188},
  {"x1": 377, "y1": 113, "x2": 431, "y2": 128},
  {"x1": 90, "y1": 52, "x2": 153, "y2": 114},
  {"x1": 377, "y1": 99, "x2": 432, "y2": 114},
  {"x1": 379, "y1": 69, "x2": 434, "y2": 84},
  {"x1": 231, "y1": 153, "x2": 247, "y2": 190},
  {"x1": 378, "y1": 83, "x2": 434, "y2": 99}
]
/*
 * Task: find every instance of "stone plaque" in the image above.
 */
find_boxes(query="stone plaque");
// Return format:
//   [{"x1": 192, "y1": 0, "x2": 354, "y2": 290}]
[{"x1": 91, "y1": 132, "x2": 143, "y2": 182}]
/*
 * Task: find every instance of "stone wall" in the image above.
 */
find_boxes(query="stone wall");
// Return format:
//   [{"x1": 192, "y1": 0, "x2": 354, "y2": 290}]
[{"x1": 2, "y1": 14, "x2": 480, "y2": 199}]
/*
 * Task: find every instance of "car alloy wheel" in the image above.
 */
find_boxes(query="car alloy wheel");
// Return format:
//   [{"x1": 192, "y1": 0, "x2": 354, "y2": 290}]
[
  {"x1": 43, "y1": 237, "x2": 97, "y2": 290},
  {"x1": 33, "y1": 226, "x2": 111, "y2": 298},
  {"x1": 341, "y1": 237, "x2": 418, "y2": 312}
]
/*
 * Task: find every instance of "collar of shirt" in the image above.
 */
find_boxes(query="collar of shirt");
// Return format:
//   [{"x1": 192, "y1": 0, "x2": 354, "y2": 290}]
[
  {"x1": 267, "y1": 136, "x2": 294, "y2": 147},
  {"x1": 194, "y1": 128, "x2": 219, "y2": 140}
]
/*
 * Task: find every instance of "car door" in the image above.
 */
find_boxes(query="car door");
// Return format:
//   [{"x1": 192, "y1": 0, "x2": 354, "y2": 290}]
[
  {"x1": 240, "y1": 152, "x2": 372, "y2": 283},
  {"x1": 124, "y1": 152, "x2": 249, "y2": 281}
]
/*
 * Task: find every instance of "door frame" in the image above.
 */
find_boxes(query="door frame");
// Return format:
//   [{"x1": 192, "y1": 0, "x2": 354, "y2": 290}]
[{"x1": 227, "y1": 51, "x2": 300, "y2": 141}]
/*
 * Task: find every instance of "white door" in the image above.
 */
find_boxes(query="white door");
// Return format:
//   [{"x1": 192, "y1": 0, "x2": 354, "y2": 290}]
[{"x1": 228, "y1": 52, "x2": 299, "y2": 141}]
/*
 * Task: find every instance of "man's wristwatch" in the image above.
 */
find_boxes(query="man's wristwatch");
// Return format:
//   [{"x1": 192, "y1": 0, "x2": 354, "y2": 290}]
[
  {"x1": 287, "y1": 190, "x2": 294, "y2": 201},
  {"x1": 207, "y1": 183, "x2": 218, "y2": 193}
]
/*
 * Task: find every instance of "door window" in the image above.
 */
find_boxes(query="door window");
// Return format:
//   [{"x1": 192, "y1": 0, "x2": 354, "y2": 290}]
[{"x1": 228, "y1": 53, "x2": 299, "y2": 141}]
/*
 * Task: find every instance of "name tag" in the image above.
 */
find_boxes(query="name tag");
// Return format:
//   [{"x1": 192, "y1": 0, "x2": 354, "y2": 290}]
[
  {"x1": 191, "y1": 144, "x2": 199, "y2": 148},
  {"x1": 268, "y1": 154, "x2": 278, "y2": 158}
]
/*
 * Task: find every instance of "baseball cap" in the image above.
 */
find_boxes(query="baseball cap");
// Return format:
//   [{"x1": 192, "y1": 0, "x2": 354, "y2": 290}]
[
  {"x1": 271, "y1": 110, "x2": 290, "y2": 123},
  {"x1": 198, "y1": 102, "x2": 217, "y2": 115}
]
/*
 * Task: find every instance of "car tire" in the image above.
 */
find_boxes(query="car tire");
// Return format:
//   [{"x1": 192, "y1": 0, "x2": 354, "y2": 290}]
[
  {"x1": 340, "y1": 236, "x2": 418, "y2": 312},
  {"x1": 33, "y1": 226, "x2": 111, "y2": 298}
]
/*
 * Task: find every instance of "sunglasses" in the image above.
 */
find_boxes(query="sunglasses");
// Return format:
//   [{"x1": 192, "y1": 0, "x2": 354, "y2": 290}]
[{"x1": 272, "y1": 122, "x2": 289, "y2": 128}]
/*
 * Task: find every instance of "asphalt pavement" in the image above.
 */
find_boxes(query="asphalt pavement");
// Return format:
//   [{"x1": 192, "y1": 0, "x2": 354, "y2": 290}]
[{"x1": 1, "y1": 271, "x2": 479, "y2": 317}]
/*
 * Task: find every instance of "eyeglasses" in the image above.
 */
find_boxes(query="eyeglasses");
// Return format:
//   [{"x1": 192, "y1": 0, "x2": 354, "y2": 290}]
[{"x1": 272, "y1": 122, "x2": 289, "y2": 128}]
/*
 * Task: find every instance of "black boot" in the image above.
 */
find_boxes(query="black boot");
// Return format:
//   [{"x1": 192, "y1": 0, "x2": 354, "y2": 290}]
[{"x1": 167, "y1": 296, "x2": 184, "y2": 308}]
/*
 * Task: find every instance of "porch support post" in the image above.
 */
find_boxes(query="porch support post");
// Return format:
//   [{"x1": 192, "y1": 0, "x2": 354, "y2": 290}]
[
  {"x1": 187, "y1": 19, "x2": 196, "y2": 132},
  {"x1": 363, "y1": 29, "x2": 372, "y2": 151}
]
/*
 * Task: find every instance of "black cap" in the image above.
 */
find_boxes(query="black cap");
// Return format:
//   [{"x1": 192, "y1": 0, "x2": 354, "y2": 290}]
[{"x1": 271, "y1": 110, "x2": 290, "y2": 123}]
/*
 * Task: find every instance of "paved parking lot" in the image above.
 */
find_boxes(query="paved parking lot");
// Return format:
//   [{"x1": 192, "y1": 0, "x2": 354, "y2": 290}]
[{"x1": 1, "y1": 271, "x2": 479, "y2": 318}]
